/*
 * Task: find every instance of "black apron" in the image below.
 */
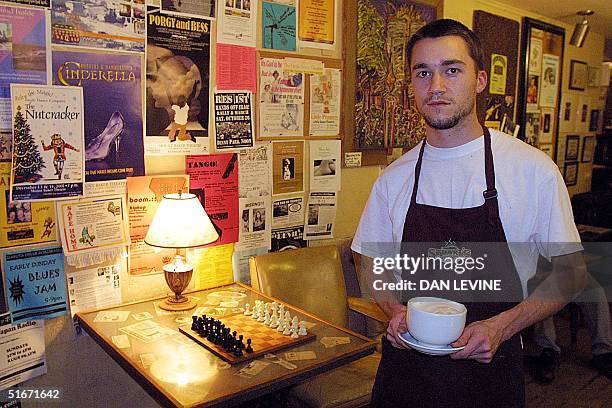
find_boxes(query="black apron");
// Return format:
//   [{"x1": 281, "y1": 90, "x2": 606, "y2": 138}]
[{"x1": 371, "y1": 128, "x2": 525, "y2": 407}]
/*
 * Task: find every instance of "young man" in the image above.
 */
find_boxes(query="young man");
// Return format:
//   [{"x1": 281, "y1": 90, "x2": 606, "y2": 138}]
[{"x1": 352, "y1": 19, "x2": 585, "y2": 407}]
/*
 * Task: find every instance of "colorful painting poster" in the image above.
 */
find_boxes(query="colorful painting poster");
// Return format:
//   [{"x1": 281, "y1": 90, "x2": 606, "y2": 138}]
[
  {"x1": 539, "y1": 54, "x2": 559, "y2": 108},
  {"x1": 126, "y1": 175, "x2": 189, "y2": 276},
  {"x1": 0, "y1": 319, "x2": 46, "y2": 391},
  {"x1": 309, "y1": 68, "x2": 341, "y2": 136},
  {"x1": 214, "y1": 91, "x2": 254, "y2": 150},
  {"x1": 57, "y1": 195, "x2": 129, "y2": 267},
  {"x1": 1, "y1": 163, "x2": 56, "y2": 248},
  {"x1": 218, "y1": 0, "x2": 257, "y2": 46},
  {"x1": 216, "y1": 44, "x2": 257, "y2": 93},
  {"x1": 262, "y1": 1, "x2": 296, "y2": 51},
  {"x1": 52, "y1": 51, "x2": 144, "y2": 195},
  {"x1": 271, "y1": 224, "x2": 305, "y2": 252},
  {"x1": 272, "y1": 140, "x2": 303, "y2": 194},
  {"x1": 145, "y1": 7, "x2": 211, "y2": 155},
  {"x1": 51, "y1": 0, "x2": 145, "y2": 52},
  {"x1": 10, "y1": 85, "x2": 84, "y2": 202},
  {"x1": 0, "y1": 5, "x2": 49, "y2": 131},
  {"x1": 186, "y1": 154, "x2": 239, "y2": 247},
  {"x1": 161, "y1": 0, "x2": 215, "y2": 18},
  {"x1": 298, "y1": 0, "x2": 335, "y2": 48},
  {"x1": 489, "y1": 54, "x2": 507, "y2": 95},
  {"x1": 3, "y1": 246, "x2": 67, "y2": 323}
]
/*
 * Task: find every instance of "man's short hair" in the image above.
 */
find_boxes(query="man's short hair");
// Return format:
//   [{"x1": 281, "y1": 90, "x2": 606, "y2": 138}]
[{"x1": 406, "y1": 19, "x2": 485, "y2": 72}]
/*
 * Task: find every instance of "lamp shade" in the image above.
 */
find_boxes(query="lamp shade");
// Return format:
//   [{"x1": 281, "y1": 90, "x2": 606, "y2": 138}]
[{"x1": 144, "y1": 193, "x2": 219, "y2": 248}]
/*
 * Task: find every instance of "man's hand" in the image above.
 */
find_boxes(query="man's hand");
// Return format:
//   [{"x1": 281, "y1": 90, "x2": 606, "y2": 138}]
[
  {"x1": 386, "y1": 306, "x2": 410, "y2": 349},
  {"x1": 450, "y1": 317, "x2": 506, "y2": 363}
]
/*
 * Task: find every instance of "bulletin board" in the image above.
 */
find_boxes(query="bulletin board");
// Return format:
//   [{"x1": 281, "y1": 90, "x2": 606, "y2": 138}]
[{"x1": 517, "y1": 18, "x2": 565, "y2": 162}]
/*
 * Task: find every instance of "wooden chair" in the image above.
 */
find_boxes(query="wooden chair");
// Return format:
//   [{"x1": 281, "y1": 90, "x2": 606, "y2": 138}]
[{"x1": 249, "y1": 245, "x2": 387, "y2": 408}]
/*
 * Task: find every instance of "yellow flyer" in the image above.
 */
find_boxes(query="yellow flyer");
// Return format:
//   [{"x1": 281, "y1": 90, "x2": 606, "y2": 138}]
[
  {"x1": 190, "y1": 243, "x2": 235, "y2": 290},
  {"x1": 298, "y1": 0, "x2": 335, "y2": 47},
  {"x1": 0, "y1": 163, "x2": 57, "y2": 248}
]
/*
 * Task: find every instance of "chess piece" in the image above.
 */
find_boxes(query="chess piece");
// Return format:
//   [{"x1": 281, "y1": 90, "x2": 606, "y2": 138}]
[
  {"x1": 299, "y1": 321, "x2": 307, "y2": 336},
  {"x1": 252, "y1": 301, "x2": 260, "y2": 319},
  {"x1": 291, "y1": 317, "x2": 299, "y2": 339},
  {"x1": 263, "y1": 305, "x2": 271, "y2": 325},
  {"x1": 258, "y1": 303, "x2": 267, "y2": 322},
  {"x1": 244, "y1": 303, "x2": 251, "y2": 315},
  {"x1": 277, "y1": 317, "x2": 285, "y2": 332},
  {"x1": 282, "y1": 323, "x2": 292, "y2": 336},
  {"x1": 270, "y1": 304, "x2": 279, "y2": 328},
  {"x1": 246, "y1": 338, "x2": 253, "y2": 353}
]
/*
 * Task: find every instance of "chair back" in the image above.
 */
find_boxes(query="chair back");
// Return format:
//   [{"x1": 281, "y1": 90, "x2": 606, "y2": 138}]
[{"x1": 249, "y1": 246, "x2": 349, "y2": 328}]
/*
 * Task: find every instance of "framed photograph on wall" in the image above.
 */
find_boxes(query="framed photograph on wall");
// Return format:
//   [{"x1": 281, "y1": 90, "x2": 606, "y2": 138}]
[
  {"x1": 569, "y1": 60, "x2": 587, "y2": 90},
  {"x1": 589, "y1": 110, "x2": 600, "y2": 132},
  {"x1": 581, "y1": 136, "x2": 595, "y2": 163},
  {"x1": 565, "y1": 135, "x2": 579, "y2": 161},
  {"x1": 587, "y1": 65, "x2": 601, "y2": 87},
  {"x1": 540, "y1": 107, "x2": 554, "y2": 144},
  {"x1": 563, "y1": 162, "x2": 578, "y2": 186}
]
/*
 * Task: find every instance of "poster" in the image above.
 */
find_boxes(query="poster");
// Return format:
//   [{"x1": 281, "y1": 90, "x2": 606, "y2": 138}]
[
  {"x1": 4, "y1": 0, "x2": 50, "y2": 7},
  {"x1": 525, "y1": 111, "x2": 540, "y2": 147},
  {"x1": 528, "y1": 36, "x2": 542, "y2": 75},
  {"x1": 262, "y1": 1, "x2": 296, "y2": 51},
  {"x1": 298, "y1": 0, "x2": 334, "y2": 48},
  {"x1": 237, "y1": 196, "x2": 271, "y2": 250},
  {"x1": 272, "y1": 194, "x2": 303, "y2": 227},
  {"x1": 489, "y1": 54, "x2": 507, "y2": 95},
  {"x1": 52, "y1": 51, "x2": 144, "y2": 196},
  {"x1": 186, "y1": 154, "x2": 239, "y2": 247},
  {"x1": 0, "y1": 5, "x2": 49, "y2": 132},
  {"x1": 214, "y1": 91, "x2": 254, "y2": 150},
  {"x1": 559, "y1": 93, "x2": 575, "y2": 133},
  {"x1": 66, "y1": 262, "x2": 122, "y2": 317},
  {"x1": 0, "y1": 162, "x2": 56, "y2": 248},
  {"x1": 216, "y1": 44, "x2": 257, "y2": 93},
  {"x1": 218, "y1": 0, "x2": 257, "y2": 46},
  {"x1": 190, "y1": 244, "x2": 235, "y2": 289},
  {"x1": 539, "y1": 54, "x2": 559, "y2": 108},
  {"x1": 3, "y1": 246, "x2": 67, "y2": 323},
  {"x1": 259, "y1": 58, "x2": 304, "y2": 137},
  {"x1": 309, "y1": 68, "x2": 341, "y2": 136},
  {"x1": 57, "y1": 195, "x2": 129, "y2": 266},
  {"x1": 145, "y1": 7, "x2": 211, "y2": 155},
  {"x1": 305, "y1": 191, "x2": 336, "y2": 240},
  {"x1": 0, "y1": 319, "x2": 46, "y2": 391},
  {"x1": 309, "y1": 139, "x2": 340, "y2": 191},
  {"x1": 526, "y1": 74, "x2": 539, "y2": 110},
  {"x1": 577, "y1": 96, "x2": 589, "y2": 133},
  {"x1": 272, "y1": 140, "x2": 304, "y2": 194},
  {"x1": 126, "y1": 175, "x2": 189, "y2": 276},
  {"x1": 161, "y1": 0, "x2": 215, "y2": 18},
  {"x1": 10, "y1": 84, "x2": 84, "y2": 202},
  {"x1": 271, "y1": 224, "x2": 306, "y2": 252},
  {"x1": 238, "y1": 143, "x2": 271, "y2": 198},
  {"x1": 540, "y1": 107, "x2": 554, "y2": 144},
  {"x1": 51, "y1": 0, "x2": 145, "y2": 52}
]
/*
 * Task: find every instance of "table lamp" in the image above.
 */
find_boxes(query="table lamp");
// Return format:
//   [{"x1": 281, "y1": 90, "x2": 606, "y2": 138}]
[{"x1": 145, "y1": 191, "x2": 219, "y2": 311}]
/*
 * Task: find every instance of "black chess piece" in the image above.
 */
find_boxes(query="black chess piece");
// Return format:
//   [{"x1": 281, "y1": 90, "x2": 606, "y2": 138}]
[
  {"x1": 191, "y1": 316, "x2": 198, "y2": 331},
  {"x1": 245, "y1": 338, "x2": 253, "y2": 353}
]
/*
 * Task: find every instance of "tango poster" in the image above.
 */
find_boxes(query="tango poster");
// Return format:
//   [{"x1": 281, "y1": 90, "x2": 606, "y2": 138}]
[
  {"x1": 2, "y1": 246, "x2": 67, "y2": 323},
  {"x1": 126, "y1": 175, "x2": 189, "y2": 276},
  {"x1": 0, "y1": 5, "x2": 50, "y2": 132},
  {"x1": 9, "y1": 84, "x2": 84, "y2": 202},
  {"x1": 0, "y1": 162, "x2": 56, "y2": 248},
  {"x1": 57, "y1": 195, "x2": 129, "y2": 267},
  {"x1": 52, "y1": 50, "x2": 145, "y2": 196},
  {"x1": 214, "y1": 91, "x2": 254, "y2": 150},
  {"x1": 145, "y1": 7, "x2": 211, "y2": 155},
  {"x1": 51, "y1": 0, "x2": 145, "y2": 52},
  {"x1": 186, "y1": 154, "x2": 239, "y2": 247}
]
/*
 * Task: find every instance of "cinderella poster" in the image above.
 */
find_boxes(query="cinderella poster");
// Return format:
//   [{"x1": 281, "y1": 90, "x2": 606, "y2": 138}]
[{"x1": 52, "y1": 51, "x2": 144, "y2": 195}]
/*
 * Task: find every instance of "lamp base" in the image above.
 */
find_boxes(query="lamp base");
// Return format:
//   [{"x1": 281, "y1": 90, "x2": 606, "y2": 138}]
[{"x1": 159, "y1": 296, "x2": 197, "y2": 311}]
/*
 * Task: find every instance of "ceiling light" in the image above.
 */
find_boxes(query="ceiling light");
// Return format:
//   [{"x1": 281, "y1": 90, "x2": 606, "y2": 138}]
[{"x1": 570, "y1": 10, "x2": 594, "y2": 47}]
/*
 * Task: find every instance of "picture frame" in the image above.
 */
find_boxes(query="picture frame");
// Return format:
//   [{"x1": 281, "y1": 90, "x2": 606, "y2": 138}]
[
  {"x1": 563, "y1": 162, "x2": 578, "y2": 186},
  {"x1": 565, "y1": 135, "x2": 579, "y2": 161},
  {"x1": 589, "y1": 109, "x2": 600, "y2": 133},
  {"x1": 581, "y1": 136, "x2": 595, "y2": 163},
  {"x1": 587, "y1": 65, "x2": 601, "y2": 87},
  {"x1": 569, "y1": 60, "x2": 587, "y2": 90}
]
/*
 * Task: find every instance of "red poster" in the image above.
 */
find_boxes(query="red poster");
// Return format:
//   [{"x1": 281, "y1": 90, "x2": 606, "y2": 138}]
[
  {"x1": 216, "y1": 44, "x2": 257, "y2": 94},
  {"x1": 186, "y1": 154, "x2": 239, "y2": 247}
]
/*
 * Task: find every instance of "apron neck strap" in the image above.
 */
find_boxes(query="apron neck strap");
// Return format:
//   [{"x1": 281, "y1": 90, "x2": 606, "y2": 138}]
[{"x1": 410, "y1": 140, "x2": 427, "y2": 205}]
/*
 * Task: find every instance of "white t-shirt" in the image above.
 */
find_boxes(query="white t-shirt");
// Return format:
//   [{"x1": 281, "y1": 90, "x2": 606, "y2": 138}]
[
  {"x1": 351, "y1": 129, "x2": 581, "y2": 296},
  {"x1": 171, "y1": 104, "x2": 189, "y2": 125}
]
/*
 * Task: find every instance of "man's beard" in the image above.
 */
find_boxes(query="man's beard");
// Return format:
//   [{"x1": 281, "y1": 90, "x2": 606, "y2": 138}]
[{"x1": 421, "y1": 95, "x2": 475, "y2": 130}]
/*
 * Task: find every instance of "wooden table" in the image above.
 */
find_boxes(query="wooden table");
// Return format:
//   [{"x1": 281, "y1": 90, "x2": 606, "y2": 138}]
[{"x1": 76, "y1": 283, "x2": 377, "y2": 408}]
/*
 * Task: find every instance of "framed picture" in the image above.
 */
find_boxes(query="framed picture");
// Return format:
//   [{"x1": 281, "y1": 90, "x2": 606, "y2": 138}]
[
  {"x1": 565, "y1": 135, "x2": 579, "y2": 161},
  {"x1": 540, "y1": 107, "x2": 554, "y2": 144},
  {"x1": 501, "y1": 114, "x2": 520, "y2": 137},
  {"x1": 569, "y1": 60, "x2": 587, "y2": 90},
  {"x1": 589, "y1": 109, "x2": 600, "y2": 132},
  {"x1": 587, "y1": 65, "x2": 601, "y2": 87},
  {"x1": 563, "y1": 162, "x2": 578, "y2": 186},
  {"x1": 581, "y1": 136, "x2": 595, "y2": 163}
]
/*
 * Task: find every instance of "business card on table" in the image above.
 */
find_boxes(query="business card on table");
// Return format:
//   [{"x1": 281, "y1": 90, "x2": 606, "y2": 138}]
[
  {"x1": 112, "y1": 334, "x2": 131, "y2": 349},
  {"x1": 320, "y1": 336, "x2": 351, "y2": 348},
  {"x1": 285, "y1": 351, "x2": 317, "y2": 361},
  {"x1": 94, "y1": 311, "x2": 130, "y2": 323},
  {"x1": 237, "y1": 360, "x2": 271, "y2": 377},
  {"x1": 132, "y1": 312, "x2": 154, "y2": 321}
]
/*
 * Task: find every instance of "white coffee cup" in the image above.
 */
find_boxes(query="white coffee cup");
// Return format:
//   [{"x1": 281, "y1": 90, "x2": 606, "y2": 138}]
[{"x1": 407, "y1": 297, "x2": 467, "y2": 346}]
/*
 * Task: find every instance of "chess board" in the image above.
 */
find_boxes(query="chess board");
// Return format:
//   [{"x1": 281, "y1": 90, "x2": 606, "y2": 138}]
[{"x1": 179, "y1": 313, "x2": 316, "y2": 364}]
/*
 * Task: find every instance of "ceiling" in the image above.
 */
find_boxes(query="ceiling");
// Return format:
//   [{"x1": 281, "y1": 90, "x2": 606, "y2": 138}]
[{"x1": 494, "y1": 0, "x2": 612, "y2": 38}]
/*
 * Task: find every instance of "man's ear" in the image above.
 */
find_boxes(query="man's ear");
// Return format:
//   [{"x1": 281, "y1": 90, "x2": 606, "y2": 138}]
[{"x1": 476, "y1": 70, "x2": 487, "y2": 94}]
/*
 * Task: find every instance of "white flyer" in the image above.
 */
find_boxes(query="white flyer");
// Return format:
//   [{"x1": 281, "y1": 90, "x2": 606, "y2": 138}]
[
  {"x1": 237, "y1": 196, "x2": 272, "y2": 250},
  {"x1": 238, "y1": 143, "x2": 272, "y2": 198},
  {"x1": 309, "y1": 140, "x2": 341, "y2": 191},
  {"x1": 66, "y1": 263, "x2": 122, "y2": 317},
  {"x1": 0, "y1": 319, "x2": 46, "y2": 391},
  {"x1": 305, "y1": 191, "x2": 336, "y2": 240},
  {"x1": 272, "y1": 194, "x2": 305, "y2": 227},
  {"x1": 217, "y1": 0, "x2": 258, "y2": 46},
  {"x1": 309, "y1": 68, "x2": 341, "y2": 136}
]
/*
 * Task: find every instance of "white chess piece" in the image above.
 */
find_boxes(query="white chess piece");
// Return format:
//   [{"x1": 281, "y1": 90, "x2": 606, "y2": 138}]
[
  {"x1": 291, "y1": 317, "x2": 299, "y2": 339},
  {"x1": 277, "y1": 316, "x2": 285, "y2": 332},
  {"x1": 251, "y1": 301, "x2": 260, "y2": 319},
  {"x1": 263, "y1": 305, "x2": 271, "y2": 325},
  {"x1": 258, "y1": 303, "x2": 267, "y2": 322},
  {"x1": 244, "y1": 303, "x2": 251, "y2": 315},
  {"x1": 283, "y1": 322, "x2": 292, "y2": 336},
  {"x1": 279, "y1": 304, "x2": 285, "y2": 319},
  {"x1": 270, "y1": 304, "x2": 279, "y2": 328},
  {"x1": 298, "y1": 321, "x2": 307, "y2": 336}
]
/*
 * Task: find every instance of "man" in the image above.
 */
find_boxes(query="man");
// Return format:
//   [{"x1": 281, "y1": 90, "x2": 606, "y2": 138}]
[{"x1": 351, "y1": 19, "x2": 585, "y2": 407}]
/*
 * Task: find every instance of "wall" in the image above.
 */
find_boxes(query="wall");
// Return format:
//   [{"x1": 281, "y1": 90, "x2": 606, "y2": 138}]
[{"x1": 444, "y1": 0, "x2": 607, "y2": 196}]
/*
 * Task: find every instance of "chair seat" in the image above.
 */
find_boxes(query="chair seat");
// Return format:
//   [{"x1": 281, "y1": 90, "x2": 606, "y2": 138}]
[{"x1": 287, "y1": 353, "x2": 380, "y2": 408}]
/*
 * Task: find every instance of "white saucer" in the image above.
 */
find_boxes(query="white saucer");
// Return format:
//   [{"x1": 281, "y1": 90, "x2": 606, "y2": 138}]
[{"x1": 398, "y1": 331, "x2": 465, "y2": 356}]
